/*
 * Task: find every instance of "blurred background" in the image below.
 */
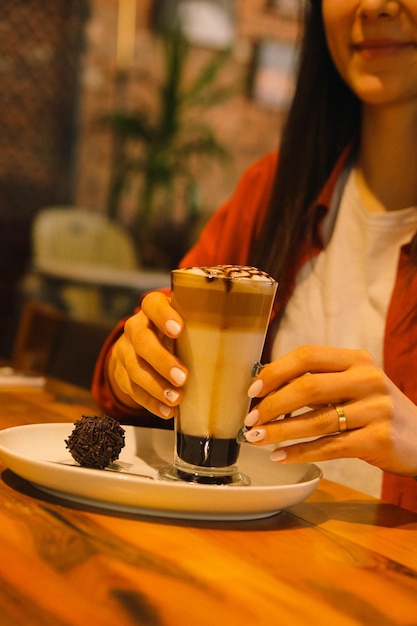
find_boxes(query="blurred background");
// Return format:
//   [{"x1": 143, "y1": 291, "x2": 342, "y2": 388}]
[{"x1": 0, "y1": 0, "x2": 302, "y2": 359}]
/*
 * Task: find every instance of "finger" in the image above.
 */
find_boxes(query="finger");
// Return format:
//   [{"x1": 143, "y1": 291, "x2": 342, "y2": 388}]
[
  {"x1": 247, "y1": 361, "x2": 386, "y2": 427},
  {"x1": 141, "y1": 291, "x2": 183, "y2": 338},
  {"x1": 267, "y1": 422, "x2": 385, "y2": 466},
  {"x1": 269, "y1": 431, "x2": 356, "y2": 465},
  {"x1": 111, "y1": 332, "x2": 183, "y2": 417},
  {"x1": 253, "y1": 371, "x2": 352, "y2": 424},
  {"x1": 115, "y1": 332, "x2": 184, "y2": 404},
  {"x1": 249, "y1": 346, "x2": 375, "y2": 398},
  {"x1": 245, "y1": 397, "x2": 394, "y2": 469},
  {"x1": 113, "y1": 356, "x2": 178, "y2": 419},
  {"x1": 124, "y1": 315, "x2": 187, "y2": 388},
  {"x1": 244, "y1": 404, "x2": 352, "y2": 444}
]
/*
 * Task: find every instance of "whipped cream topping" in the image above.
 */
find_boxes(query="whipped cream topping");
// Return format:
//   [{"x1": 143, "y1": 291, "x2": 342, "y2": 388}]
[{"x1": 177, "y1": 265, "x2": 276, "y2": 283}]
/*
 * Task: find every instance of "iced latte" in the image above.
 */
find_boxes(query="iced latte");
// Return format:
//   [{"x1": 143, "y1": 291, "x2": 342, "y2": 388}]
[{"x1": 159, "y1": 265, "x2": 277, "y2": 485}]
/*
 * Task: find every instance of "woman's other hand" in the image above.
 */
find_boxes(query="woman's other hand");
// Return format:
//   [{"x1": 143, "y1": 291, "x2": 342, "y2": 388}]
[{"x1": 243, "y1": 345, "x2": 417, "y2": 476}]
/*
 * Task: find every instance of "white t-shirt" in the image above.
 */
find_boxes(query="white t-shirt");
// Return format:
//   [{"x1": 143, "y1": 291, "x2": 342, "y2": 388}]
[{"x1": 271, "y1": 167, "x2": 417, "y2": 497}]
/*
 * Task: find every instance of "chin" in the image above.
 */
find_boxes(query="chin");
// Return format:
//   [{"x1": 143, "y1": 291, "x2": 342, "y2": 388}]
[{"x1": 351, "y1": 77, "x2": 407, "y2": 107}]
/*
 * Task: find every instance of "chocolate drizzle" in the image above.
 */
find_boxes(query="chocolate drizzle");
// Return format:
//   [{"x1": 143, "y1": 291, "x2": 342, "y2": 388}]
[
  {"x1": 65, "y1": 415, "x2": 125, "y2": 469},
  {"x1": 182, "y1": 265, "x2": 276, "y2": 292}
]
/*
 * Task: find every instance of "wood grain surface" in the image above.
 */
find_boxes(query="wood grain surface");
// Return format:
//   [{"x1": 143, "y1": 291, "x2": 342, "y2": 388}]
[{"x1": 0, "y1": 379, "x2": 416, "y2": 626}]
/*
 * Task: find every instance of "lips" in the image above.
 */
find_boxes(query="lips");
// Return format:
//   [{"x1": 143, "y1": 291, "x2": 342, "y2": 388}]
[{"x1": 353, "y1": 38, "x2": 414, "y2": 59}]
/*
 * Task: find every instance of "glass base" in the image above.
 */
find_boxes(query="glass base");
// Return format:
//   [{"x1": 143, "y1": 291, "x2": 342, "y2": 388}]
[{"x1": 158, "y1": 463, "x2": 251, "y2": 486}]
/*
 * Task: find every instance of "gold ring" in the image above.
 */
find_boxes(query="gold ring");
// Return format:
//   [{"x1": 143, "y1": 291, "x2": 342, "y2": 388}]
[{"x1": 335, "y1": 405, "x2": 347, "y2": 432}]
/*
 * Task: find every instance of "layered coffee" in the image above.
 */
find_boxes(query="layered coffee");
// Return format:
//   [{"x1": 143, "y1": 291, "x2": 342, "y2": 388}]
[{"x1": 167, "y1": 265, "x2": 277, "y2": 483}]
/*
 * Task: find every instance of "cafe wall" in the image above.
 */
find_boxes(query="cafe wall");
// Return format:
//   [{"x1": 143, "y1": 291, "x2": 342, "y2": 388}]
[
  {"x1": 73, "y1": 0, "x2": 301, "y2": 227},
  {"x1": 0, "y1": 0, "x2": 89, "y2": 356},
  {"x1": 0, "y1": 0, "x2": 301, "y2": 356}
]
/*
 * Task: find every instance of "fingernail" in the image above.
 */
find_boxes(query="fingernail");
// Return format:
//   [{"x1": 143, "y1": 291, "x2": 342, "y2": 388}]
[
  {"x1": 244, "y1": 428, "x2": 265, "y2": 443},
  {"x1": 248, "y1": 379, "x2": 263, "y2": 398},
  {"x1": 170, "y1": 367, "x2": 187, "y2": 385},
  {"x1": 159, "y1": 404, "x2": 172, "y2": 417},
  {"x1": 166, "y1": 320, "x2": 182, "y2": 336},
  {"x1": 244, "y1": 409, "x2": 259, "y2": 427},
  {"x1": 270, "y1": 449, "x2": 287, "y2": 462},
  {"x1": 164, "y1": 389, "x2": 180, "y2": 403}
]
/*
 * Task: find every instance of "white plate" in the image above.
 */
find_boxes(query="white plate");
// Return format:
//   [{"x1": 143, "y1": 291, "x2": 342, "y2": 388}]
[{"x1": 0, "y1": 424, "x2": 322, "y2": 521}]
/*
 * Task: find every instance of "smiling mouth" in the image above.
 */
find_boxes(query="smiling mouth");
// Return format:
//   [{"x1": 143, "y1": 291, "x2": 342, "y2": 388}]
[{"x1": 354, "y1": 40, "x2": 414, "y2": 58}]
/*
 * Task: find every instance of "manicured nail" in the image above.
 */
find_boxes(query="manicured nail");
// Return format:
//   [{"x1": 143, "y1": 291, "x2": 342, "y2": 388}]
[
  {"x1": 244, "y1": 428, "x2": 265, "y2": 443},
  {"x1": 159, "y1": 404, "x2": 172, "y2": 417},
  {"x1": 170, "y1": 367, "x2": 187, "y2": 385},
  {"x1": 270, "y1": 449, "x2": 287, "y2": 462},
  {"x1": 248, "y1": 379, "x2": 263, "y2": 398},
  {"x1": 244, "y1": 409, "x2": 259, "y2": 427},
  {"x1": 164, "y1": 389, "x2": 180, "y2": 403},
  {"x1": 166, "y1": 320, "x2": 182, "y2": 336}
]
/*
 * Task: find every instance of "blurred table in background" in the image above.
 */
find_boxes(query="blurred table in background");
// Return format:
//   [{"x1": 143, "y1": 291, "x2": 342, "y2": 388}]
[
  {"x1": 35, "y1": 258, "x2": 170, "y2": 292},
  {"x1": 29, "y1": 259, "x2": 170, "y2": 322}
]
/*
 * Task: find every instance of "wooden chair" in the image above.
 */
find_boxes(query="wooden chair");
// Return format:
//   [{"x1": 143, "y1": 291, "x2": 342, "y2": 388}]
[
  {"x1": 11, "y1": 299, "x2": 113, "y2": 389},
  {"x1": 11, "y1": 300, "x2": 66, "y2": 374}
]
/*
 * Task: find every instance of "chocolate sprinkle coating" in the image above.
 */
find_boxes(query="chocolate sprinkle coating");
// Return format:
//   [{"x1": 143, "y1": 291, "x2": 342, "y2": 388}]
[{"x1": 65, "y1": 415, "x2": 125, "y2": 469}]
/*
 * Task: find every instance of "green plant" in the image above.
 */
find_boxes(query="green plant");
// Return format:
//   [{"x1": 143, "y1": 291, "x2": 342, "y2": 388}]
[{"x1": 101, "y1": 29, "x2": 234, "y2": 267}]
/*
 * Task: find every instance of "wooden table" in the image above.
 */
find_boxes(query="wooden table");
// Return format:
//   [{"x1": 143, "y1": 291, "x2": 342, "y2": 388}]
[{"x1": 0, "y1": 379, "x2": 416, "y2": 626}]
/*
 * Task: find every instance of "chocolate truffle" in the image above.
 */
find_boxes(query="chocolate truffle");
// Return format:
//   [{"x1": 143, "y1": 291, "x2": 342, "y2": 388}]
[{"x1": 65, "y1": 414, "x2": 125, "y2": 469}]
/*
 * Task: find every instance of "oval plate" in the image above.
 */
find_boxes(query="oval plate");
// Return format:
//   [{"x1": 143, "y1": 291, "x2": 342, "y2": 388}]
[{"x1": 0, "y1": 424, "x2": 322, "y2": 521}]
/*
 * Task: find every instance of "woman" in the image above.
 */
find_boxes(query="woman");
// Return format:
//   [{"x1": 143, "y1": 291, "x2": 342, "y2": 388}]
[{"x1": 93, "y1": 0, "x2": 417, "y2": 511}]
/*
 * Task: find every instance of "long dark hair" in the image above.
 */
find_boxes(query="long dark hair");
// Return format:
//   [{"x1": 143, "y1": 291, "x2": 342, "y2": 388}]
[{"x1": 250, "y1": 0, "x2": 361, "y2": 292}]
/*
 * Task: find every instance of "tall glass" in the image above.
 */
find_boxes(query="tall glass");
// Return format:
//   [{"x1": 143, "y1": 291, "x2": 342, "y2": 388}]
[{"x1": 159, "y1": 265, "x2": 277, "y2": 485}]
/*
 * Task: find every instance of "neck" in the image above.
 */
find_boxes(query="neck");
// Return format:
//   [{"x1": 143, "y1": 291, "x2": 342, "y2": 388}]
[{"x1": 357, "y1": 103, "x2": 417, "y2": 212}]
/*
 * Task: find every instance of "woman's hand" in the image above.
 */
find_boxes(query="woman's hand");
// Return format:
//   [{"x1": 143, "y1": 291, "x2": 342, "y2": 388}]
[
  {"x1": 243, "y1": 345, "x2": 417, "y2": 476},
  {"x1": 107, "y1": 292, "x2": 188, "y2": 419}
]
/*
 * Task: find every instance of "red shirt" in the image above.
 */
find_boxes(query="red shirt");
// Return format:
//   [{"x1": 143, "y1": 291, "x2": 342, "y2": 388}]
[{"x1": 92, "y1": 148, "x2": 417, "y2": 511}]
